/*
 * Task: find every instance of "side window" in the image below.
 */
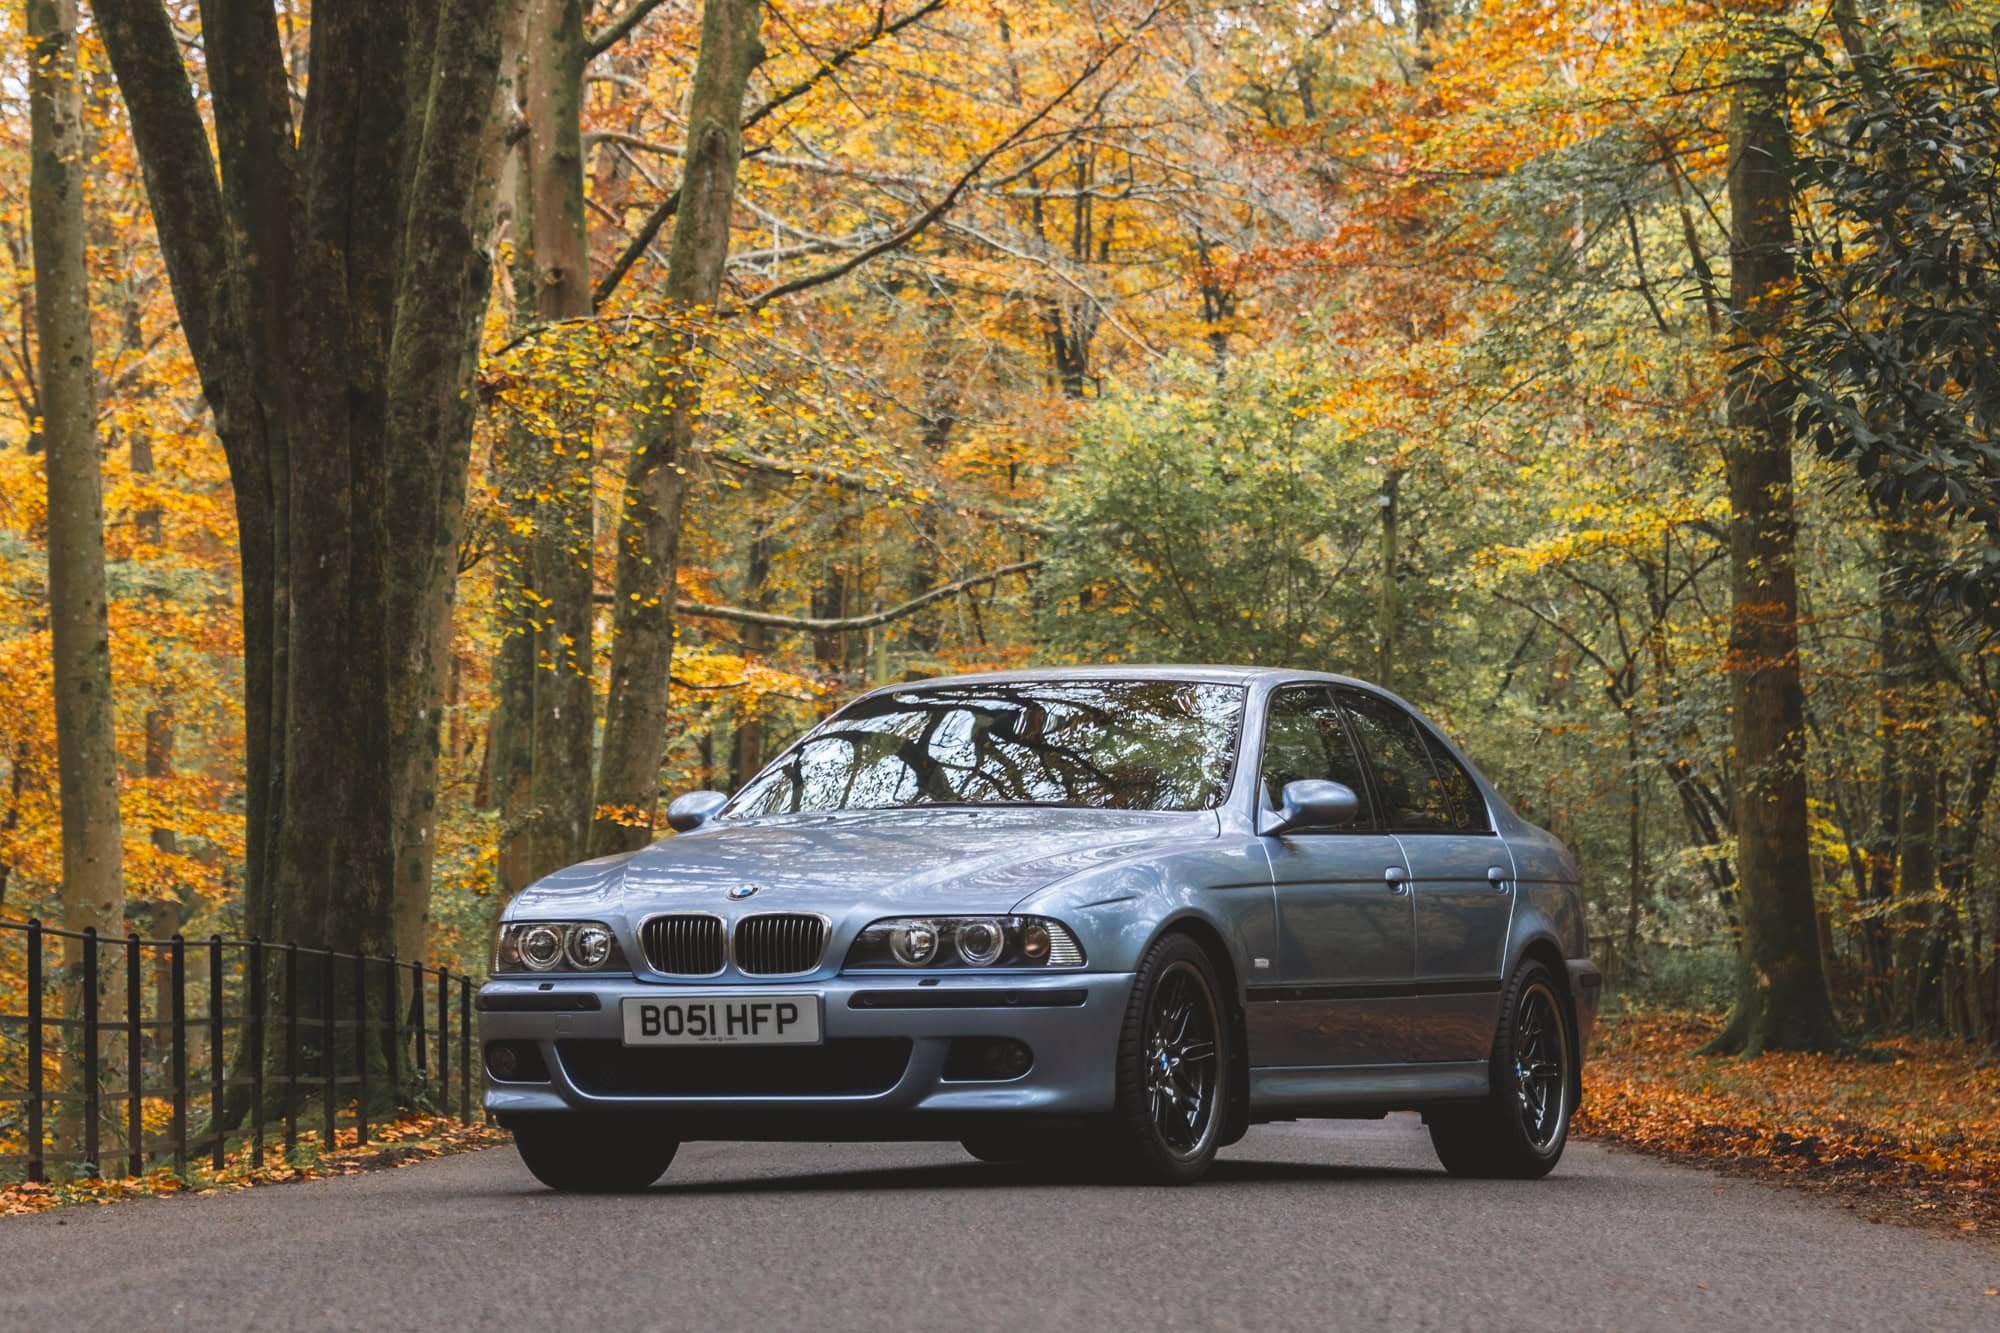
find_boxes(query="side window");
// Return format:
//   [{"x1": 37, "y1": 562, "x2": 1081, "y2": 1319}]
[
  {"x1": 1421, "y1": 729, "x2": 1489, "y2": 832},
  {"x1": 1259, "y1": 685, "x2": 1376, "y2": 830},
  {"x1": 1337, "y1": 691, "x2": 1453, "y2": 832}
]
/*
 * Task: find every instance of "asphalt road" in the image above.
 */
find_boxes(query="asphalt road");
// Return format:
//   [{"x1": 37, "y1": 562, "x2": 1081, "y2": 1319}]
[{"x1": 2, "y1": 1116, "x2": 1994, "y2": 1331}]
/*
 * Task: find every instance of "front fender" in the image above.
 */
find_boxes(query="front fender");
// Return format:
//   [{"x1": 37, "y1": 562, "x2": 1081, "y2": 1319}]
[{"x1": 1010, "y1": 836, "x2": 1275, "y2": 996}]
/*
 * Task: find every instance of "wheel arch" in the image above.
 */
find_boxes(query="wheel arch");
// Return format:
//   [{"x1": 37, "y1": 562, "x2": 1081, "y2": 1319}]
[
  {"x1": 1154, "y1": 911, "x2": 1251, "y2": 1148},
  {"x1": 1513, "y1": 934, "x2": 1582, "y2": 1106}
]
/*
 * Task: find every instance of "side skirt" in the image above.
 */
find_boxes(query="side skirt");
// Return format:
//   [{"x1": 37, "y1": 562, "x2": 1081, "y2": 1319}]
[{"x1": 1248, "y1": 1061, "x2": 1489, "y2": 1113}]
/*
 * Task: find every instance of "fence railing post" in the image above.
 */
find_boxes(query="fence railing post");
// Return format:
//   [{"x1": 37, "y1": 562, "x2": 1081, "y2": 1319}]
[
  {"x1": 410, "y1": 960, "x2": 428, "y2": 1084},
  {"x1": 26, "y1": 918, "x2": 43, "y2": 1183},
  {"x1": 171, "y1": 935, "x2": 188, "y2": 1175},
  {"x1": 284, "y1": 941, "x2": 299, "y2": 1158},
  {"x1": 209, "y1": 935, "x2": 225, "y2": 1172},
  {"x1": 459, "y1": 975, "x2": 472, "y2": 1125},
  {"x1": 83, "y1": 926, "x2": 101, "y2": 1178},
  {"x1": 126, "y1": 932, "x2": 143, "y2": 1179},
  {"x1": 321, "y1": 949, "x2": 336, "y2": 1151},
  {"x1": 382, "y1": 952, "x2": 399, "y2": 1101},
  {"x1": 437, "y1": 968, "x2": 450, "y2": 1114},
  {"x1": 353, "y1": 949, "x2": 368, "y2": 1147},
  {"x1": 249, "y1": 939, "x2": 266, "y2": 1169}
]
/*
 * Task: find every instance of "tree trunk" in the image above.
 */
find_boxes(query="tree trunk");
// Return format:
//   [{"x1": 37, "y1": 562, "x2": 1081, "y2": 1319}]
[
  {"x1": 523, "y1": 0, "x2": 598, "y2": 878},
  {"x1": 591, "y1": 0, "x2": 765, "y2": 854},
  {"x1": 1703, "y1": 66, "x2": 1844, "y2": 1056},
  {"x1": 32, "y1": 0, "x2": 125, "y2": 940},
  {"x1": 1376, "y1": 468, "x2": 1401, "y2": 691},
  {"x1": 1863, "y1": 519, "x2": 1903, "y2": 1026},
  {"x1": 727, "y1": 476, "x2": 775, "y2": 790},
  {"x1": 96, "y1": 0, "x2": 504, "y2": 988}
]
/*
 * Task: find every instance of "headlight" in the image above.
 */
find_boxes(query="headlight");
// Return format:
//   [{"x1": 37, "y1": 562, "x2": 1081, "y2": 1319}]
[
  {"x1": 495, "y1": 921, "x2": 630, "y2": 974},
  {"x1": 890, "y1": 920, "x2": 940, "y2": 966},
  {"x1": 844, "y1": 916, "x2": 1085, "y2": 970}
]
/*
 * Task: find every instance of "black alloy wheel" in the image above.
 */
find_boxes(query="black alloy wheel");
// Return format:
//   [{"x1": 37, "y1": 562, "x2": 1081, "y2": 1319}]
[
  {"x1": 1512, "y1": 979, "x2": 1567, "y2": 1151},
  {"x1": 1107, "y1": 932, "x2": 1230, "y2": 1184},
  {"x1": 1427, "y1": 959, "x2": 1573, "y2": 1180}
]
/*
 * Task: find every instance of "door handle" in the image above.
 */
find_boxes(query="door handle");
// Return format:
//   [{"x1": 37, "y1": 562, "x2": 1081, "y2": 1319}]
[
  {"x1": 1488, "y1": 866, "x2": 1513, "y2": 893},
  {"x1": 1384, "y1": 866, "x2": 1409, "y2": 894}
]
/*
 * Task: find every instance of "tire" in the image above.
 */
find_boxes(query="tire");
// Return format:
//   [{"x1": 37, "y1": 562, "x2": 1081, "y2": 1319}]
[
  {"x1": 1427, "y1": 960, "x2": 1573, "y2": 1180},
  {"x1": 511, "y1": 1115, "x2": 679, "y2": 1193},
  {"x1": 1103, "y1": 931, "x2": 1231, "y2": 1184}
]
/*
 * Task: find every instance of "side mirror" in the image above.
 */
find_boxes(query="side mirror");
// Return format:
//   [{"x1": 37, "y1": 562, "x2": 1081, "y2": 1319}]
[
  {"x1": 665, "y1": 790, "x2": 729, "y2": 833},
  {"x1": 1259, "y1": 779, "x2": 1360, "y2": 836}
]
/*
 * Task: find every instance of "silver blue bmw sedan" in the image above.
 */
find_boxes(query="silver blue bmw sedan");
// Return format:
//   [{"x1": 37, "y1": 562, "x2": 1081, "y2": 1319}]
[{"x1": 479, "y1": 666, "x2": 1600, "y2": 1188}]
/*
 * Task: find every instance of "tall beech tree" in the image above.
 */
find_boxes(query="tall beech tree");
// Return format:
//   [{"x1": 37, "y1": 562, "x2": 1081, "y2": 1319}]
[
  {"x1": 93, "y1": 0, "x2": 505, "y2": 954},
  {"x1": 30, "y1": 0, "x2": 123, "y2": 944},
  {"x1": 1704, "y1": 53, "x2": 1843, "y2": 1055},
  {"x1": 591, "y1": 0, "x2": 765, "y2": 854}
]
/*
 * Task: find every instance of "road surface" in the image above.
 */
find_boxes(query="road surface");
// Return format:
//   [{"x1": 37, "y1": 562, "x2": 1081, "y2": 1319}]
[{"x1": 1, "y1": 1116, "x2": 1993, "y2": 1330}]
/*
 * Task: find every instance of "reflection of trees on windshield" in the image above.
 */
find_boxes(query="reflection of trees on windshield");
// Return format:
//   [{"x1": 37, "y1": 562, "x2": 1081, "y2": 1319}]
[{"x1": 729, "y1": 681, "x2": 1244, "y2": 815}]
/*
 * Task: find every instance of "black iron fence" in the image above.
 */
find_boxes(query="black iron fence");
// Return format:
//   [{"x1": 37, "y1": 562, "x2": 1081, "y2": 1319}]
[{"x1": 0, "y1": 918, "x2": 476, "y2": 1184}]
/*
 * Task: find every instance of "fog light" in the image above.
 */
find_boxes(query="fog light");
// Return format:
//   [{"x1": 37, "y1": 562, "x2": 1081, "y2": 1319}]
[
  {"x1": 891, "y1": 920, "x2": 940, "y2": 966},
  {"x1": 519, "y1": 924, "x2": 564, "y2": 971},
  {"x1": 944, "y1": 1037, "x2": 1034, "y2": 1081},
  {"x1": 485, "y1": 1040, "x2": 549, "y2": 1083}
]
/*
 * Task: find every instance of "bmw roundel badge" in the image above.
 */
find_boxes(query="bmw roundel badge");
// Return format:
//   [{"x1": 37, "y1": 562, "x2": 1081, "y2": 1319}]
[{"x1": 728, "y1": 884, "x2": 761, "y2": 900}]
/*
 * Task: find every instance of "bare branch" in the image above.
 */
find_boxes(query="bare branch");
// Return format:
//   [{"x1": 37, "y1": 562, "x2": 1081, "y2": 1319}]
[
  {"x1": 700, "y1": 445, "x2": 1055, "y2": 534},
  {"x1": 591, "y1": 0, "x2": 948, "y2": 310},
  {"x1": 586, "y1": 0, "x2": 673, "y2": 61},
  {"x1": 733, "y1": 29, "x2": 1148, "y2": 316},
  {"x1": 663, "y1": 559, "x2": 1043, "y2": 631}
]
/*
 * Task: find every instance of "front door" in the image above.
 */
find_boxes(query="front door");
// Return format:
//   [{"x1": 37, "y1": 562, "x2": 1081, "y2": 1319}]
[
  {"x1": 1249, "y1": 684, "x2": 1416, "y2": 1069},
  {"x1": 1339, "y1": 689, "x2": 1514, "y2": 1063}
]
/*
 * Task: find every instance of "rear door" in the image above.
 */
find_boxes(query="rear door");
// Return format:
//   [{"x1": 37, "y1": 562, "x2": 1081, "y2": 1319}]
[
  {"x1": 1337, "y1": 690, "x2": 1513, "y2": 1063},
  {"x1": 1250, "y1": 684, "x2": 1416, "y2": 1068}
]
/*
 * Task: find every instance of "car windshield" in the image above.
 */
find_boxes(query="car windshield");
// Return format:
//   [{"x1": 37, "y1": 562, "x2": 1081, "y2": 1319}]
[{"x1": 726, "y1": 679, "x2": 1245, "y2": 816}]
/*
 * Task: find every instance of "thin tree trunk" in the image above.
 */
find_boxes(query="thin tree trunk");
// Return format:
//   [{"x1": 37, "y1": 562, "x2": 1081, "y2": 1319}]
[
  {"x1": 32, "y1": 0, "x2": 125, "y2": 1175},
  {"x1": 32, "y1": 0, "x2": 125, "y2": 935},
  {"x1": 523, "y1": 0, "x2": 597, "y2": 877},
  {"x1": 592, "y1": 0, "x2": 765, "y2": 854},
  {"x1": 1703, "y1": 65, "x2": 1844, "y2": 1056}
]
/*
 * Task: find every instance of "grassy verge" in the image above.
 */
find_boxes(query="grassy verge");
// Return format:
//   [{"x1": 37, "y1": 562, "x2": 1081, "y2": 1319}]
[
  {"x1": 0, "y1": 1113, "x2": 507, "y2": 1216},
  {"x1": 1575, "y1": 1006, "x2": 2000, "y2": 1238}
]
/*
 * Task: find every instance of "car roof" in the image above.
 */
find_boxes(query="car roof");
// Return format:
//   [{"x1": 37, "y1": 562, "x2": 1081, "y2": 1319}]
[{"x1": 854, "y1": 664, "x2": 1380, "y2": 696}]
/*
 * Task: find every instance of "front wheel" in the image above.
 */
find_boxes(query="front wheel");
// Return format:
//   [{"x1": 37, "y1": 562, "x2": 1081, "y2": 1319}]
[
  {"x1": 1104, "y1": 932, "x2": 1230, "y2": 1184},
  {"x1": 1427, "y1": 960, "x2": 1573, "y2": 1179},
  {"x1": 511, "y1": 1114, "x2": 679, "y2": 1193}
]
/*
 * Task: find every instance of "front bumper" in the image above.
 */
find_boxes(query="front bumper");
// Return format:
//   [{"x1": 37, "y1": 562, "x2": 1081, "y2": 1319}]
[{"x1": 478, "y1": 970, "x2": 1134, "y2": 1121}]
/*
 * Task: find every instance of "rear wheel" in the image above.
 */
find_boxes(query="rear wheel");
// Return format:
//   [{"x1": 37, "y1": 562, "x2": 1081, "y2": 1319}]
[
  {"x1": 1103, "y1": 932, "x2": 1229, "y2": 1184},
  {"x1": 511, "y1": 1115, "x2": 679, "y2": 1193},
  {"x1": 1427, "y1": 960, "x2": 1572, "y2": 1179}
]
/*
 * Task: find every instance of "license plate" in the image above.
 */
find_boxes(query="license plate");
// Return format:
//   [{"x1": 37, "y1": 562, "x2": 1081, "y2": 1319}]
[{"x1": 621, "y1": 994, "x2": 823, "y2": 1046}]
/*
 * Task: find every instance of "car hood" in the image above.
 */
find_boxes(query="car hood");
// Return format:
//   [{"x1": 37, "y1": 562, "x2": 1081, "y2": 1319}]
[{"x1": 510, "y1": 807, "x2": 1221, "y2": 918}]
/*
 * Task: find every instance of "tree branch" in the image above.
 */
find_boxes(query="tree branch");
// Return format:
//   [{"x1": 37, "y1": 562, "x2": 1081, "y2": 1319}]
[
  {"x1": 591, "y1": 0, "x2": 949, "y2": 310},
  {"x1": 93, "y1": 0, "x2": 235, "y2": 389},
  {"x1": 657, "y1": 559, "x2": 1042, "y2": 631},
  {"x1": 733, "y1": 32, "x2": 1143, "y2": 316},
  {"x1": 699, "y1": 444, "x2": 1055, "y2": 535},
  {"x1": 585, "y1": 0, "x2": 673, "y2": 61},
  {"x1": 741, "y1": 0, "x2": 948, "y2": 133}
]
